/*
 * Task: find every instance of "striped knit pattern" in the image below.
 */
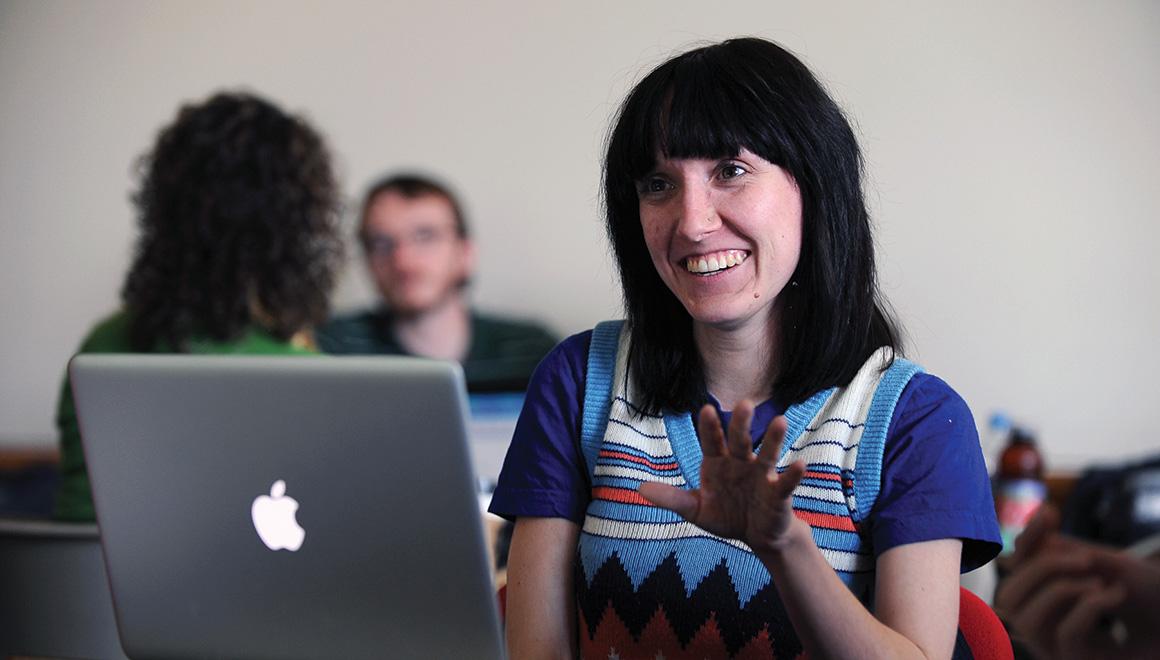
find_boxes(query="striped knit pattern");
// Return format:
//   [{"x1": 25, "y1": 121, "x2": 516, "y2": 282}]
[{"x1": 577, "y1": 320, "x2": 922, "y2": 658}]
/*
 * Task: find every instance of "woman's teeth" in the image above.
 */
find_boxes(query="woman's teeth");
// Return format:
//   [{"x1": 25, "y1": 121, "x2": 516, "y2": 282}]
[{"x1": 685, "y1": 250, "x2": 748, "y2": 275}]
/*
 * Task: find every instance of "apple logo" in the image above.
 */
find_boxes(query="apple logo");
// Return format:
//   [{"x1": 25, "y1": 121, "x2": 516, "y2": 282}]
[{"x1": 251, "y1": 480, "x2": 305, "y2": 551}]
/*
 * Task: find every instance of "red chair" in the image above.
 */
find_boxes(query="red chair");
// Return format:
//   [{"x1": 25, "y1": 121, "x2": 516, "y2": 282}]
[
  {"x1": 956, "y1": 586, "x2": 1014, "y2": 660},
  {"x1": 497, "y1": 584, "x2": 1012, "y2": 659}
]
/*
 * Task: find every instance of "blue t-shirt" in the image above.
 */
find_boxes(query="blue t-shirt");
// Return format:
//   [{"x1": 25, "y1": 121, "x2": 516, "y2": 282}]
[{"x1": 490, "y1": 331, "x2": 1001, "y2": 572}]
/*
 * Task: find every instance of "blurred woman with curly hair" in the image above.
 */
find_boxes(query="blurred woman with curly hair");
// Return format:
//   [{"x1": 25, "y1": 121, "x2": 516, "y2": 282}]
[{"x1": 54, "y1": 91, "x2": 343, "y2": 521}]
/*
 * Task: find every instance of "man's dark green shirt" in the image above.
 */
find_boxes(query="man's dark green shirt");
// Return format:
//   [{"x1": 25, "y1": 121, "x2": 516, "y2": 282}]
[{"x1": 315, "y1": 308, "x2": 558, "y2": 393}]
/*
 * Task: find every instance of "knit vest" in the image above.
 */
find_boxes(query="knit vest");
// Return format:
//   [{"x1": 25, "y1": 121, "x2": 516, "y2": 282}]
[{"x1": 576, "y1": 320, "x2": 923, "y2": 659}]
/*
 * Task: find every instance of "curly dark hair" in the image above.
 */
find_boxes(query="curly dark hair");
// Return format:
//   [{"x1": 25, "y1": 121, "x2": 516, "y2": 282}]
[{"x1": 121, "y1": 92, "x2": 343, "y2": 351}]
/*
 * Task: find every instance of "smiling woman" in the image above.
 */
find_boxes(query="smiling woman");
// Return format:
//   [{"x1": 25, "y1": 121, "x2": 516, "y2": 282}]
[{"x1": 489, "y1": 37, "x2": 1001, "y2": 659}]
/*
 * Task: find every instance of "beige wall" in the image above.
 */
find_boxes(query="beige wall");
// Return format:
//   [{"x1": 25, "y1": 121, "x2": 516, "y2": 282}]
[{"x1": 2, "y1": 1, "x2": 1158, "y2": 469}]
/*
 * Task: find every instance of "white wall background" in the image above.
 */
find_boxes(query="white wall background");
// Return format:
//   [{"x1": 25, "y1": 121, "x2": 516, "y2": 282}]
[{"x1": 2, "y1": 0, "x2": 1157, "y2": 470}]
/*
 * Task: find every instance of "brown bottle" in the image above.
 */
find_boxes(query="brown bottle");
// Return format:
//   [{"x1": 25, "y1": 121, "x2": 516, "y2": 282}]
[
  {"x1": 993, "y1": 428, "x2": 1046, "y2": 555},
  {"x1": 998, "y1": 428, "x2": 1044, "y2": 481}
]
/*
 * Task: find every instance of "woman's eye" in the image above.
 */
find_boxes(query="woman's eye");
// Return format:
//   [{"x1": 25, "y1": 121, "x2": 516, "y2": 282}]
[
  {"x1": 719, "y1": 164, "x2": 746, "y2": 180},
  {"x1": 639, "y1": 178, "x2": 671, "y2": 195}
]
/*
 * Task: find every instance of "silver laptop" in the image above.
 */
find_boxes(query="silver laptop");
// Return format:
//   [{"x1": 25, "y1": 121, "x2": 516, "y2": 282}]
[{"x1": 70, "y1": 354, "x2": 505, "y2": 660}]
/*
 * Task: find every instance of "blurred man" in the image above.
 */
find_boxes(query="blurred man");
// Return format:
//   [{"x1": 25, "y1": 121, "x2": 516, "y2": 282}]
[{"x1": 317, "y1": 174, "x2": 557, "y2": 391}]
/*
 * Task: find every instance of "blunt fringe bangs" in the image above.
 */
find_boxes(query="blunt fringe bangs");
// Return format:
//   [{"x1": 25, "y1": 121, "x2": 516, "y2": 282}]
[{"x1": 603, "y1": 37, "x2": 901, "y2": 414}]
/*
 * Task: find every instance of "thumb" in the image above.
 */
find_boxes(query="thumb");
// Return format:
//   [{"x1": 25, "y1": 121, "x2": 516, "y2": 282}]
[{"x1": 639, "y1": 482, "x2": 700, "y2": 521}]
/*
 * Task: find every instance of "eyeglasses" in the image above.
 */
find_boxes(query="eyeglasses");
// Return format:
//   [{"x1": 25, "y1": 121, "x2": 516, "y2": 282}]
[{"x1": 361, "y1": 226, "x2": 456, "y2": 258}]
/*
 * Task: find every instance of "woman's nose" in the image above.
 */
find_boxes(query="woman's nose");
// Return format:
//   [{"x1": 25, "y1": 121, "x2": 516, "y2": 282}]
[{"x1": 675, "y1": 185, "x2": 721, "y2": 241}]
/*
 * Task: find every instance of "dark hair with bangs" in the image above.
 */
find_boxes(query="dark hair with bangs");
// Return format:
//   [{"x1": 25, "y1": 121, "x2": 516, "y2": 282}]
[
  {"x1": 603, "y1": 37, "x2": 901, "y2": 414},
  {"x1": 122, "y1": 91, "x2": 343, "y2": 351}
]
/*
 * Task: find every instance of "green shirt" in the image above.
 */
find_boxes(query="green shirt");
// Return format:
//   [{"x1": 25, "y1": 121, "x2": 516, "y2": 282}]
[
  {"x1": 53, "y1": 311, "x2": 313, "y2": 522},
  {"x1": 316, "y1": 308, "x2": 558, "y2": 393}
]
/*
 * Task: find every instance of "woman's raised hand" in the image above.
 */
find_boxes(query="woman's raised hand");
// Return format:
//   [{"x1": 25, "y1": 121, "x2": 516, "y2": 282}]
[{"x1": 638, "y1": 401, "x2": 805, "y2": 552}]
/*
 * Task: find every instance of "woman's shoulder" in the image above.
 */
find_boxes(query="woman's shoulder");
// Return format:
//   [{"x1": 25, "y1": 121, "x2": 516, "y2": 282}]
[
  {"x1": 76, "y1": 310, "x2": 135, "y2": 352},
  {"x1": 894, "y1": 371, "x2": 972, "y2": 426},
  {"x1": 883, "y1": 370, "x2": 977, "y2": 461},
  {"x1": 557, "y1": 328, "x2": 594, "y2": 357},
  {"x1": 526, "y1": 329, "x2": 594, "y2": 392}
]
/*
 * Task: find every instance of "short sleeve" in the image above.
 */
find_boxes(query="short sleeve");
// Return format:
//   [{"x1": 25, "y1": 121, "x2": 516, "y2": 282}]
[
  {"x1": 868, "y1": 373, "x2": 1002, "y2": 572},
  {"x1": 487, "y1": 331, "x2": 592, "y2": 523}
]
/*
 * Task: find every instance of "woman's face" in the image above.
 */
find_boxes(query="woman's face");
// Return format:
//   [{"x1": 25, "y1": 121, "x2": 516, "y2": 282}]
[{"x1": 637, "y1": 148, "x2": 802, "y2": 334}]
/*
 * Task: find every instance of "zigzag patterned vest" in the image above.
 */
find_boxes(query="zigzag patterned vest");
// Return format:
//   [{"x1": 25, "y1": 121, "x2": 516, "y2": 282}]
[{"x1": 576, "y1": 320, "x2": 923, "y2": 659}]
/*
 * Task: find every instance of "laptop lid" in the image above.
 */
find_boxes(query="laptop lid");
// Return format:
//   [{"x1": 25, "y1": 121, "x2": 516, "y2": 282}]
[{"x1": 70, "y1": 354, "x2": 504, "y2": 660}]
